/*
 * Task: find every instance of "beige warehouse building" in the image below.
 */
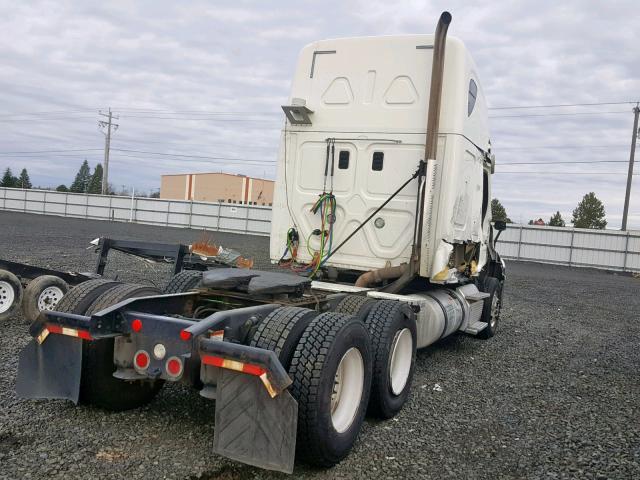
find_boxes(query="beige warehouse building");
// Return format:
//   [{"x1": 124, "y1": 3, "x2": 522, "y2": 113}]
[{"x1": 160, "y1": 172, "x2": 274, "y2": 205}]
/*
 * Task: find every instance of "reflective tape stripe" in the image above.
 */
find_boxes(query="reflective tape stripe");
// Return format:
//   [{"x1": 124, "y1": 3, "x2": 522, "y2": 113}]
[
  {"x1": 36, "y1": 324, "x2": 93, "y2": 344},
  {"x1": 203, "y1": 355, "x2": 225, "y2": 368},
  {"x1": 201, "y1": 354, "x2": 276, "y2": 397},
  {"x1": 36, "y1": 328, "x2": 50, "y2": 344},
  {"x1": 201, "y1": 355, "x2": 266, "y2": 376},
  {"x1": 242, "y1": 363, "x2": 265, "y2": 376},
  {"x1": 210, "y1": 330, "x2": 224, "y2": 341},
  {"x1": 259, "y1": 372, "x2": 277, "y2": 398}
]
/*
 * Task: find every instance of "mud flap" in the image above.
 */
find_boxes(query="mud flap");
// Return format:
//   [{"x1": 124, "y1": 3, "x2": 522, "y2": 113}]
[
  {"x1": 15, "y1": 335, "x2": 83, "y2": 403},
  {"x1": 213, "y1": 369, "x2": 297, "y2": 474}
]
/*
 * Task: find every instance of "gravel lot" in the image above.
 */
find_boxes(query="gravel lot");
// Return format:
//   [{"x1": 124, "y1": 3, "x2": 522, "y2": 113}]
[{"x1": 1, "y1": 211, "x2": 639, "y2": 480}]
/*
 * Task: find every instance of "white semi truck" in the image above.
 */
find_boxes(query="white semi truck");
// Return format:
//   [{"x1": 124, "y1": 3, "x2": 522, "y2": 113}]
[{"x1": 16, "y1": 12, "x2": 505, "y2": 474}]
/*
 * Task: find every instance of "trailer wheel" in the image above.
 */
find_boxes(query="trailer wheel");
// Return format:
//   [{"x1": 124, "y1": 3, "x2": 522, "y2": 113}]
[
  {"x1": 0, "y1": 269, "x2": 23, "y2": 321},
  {"x1": 22, "y1": 275, "x2": 69, "y2": 323},
  {"x1": 81, "y1": 283, "x2": 164, "y2": 411},
  {"x1": 289, "y1": 312, "x2": 372, "y2": 467},
  {"x1": 55, "y1": 278, "x2": 122, "y2": 315},
  {"x1": 163, "y1": 270, "x2": 202, "y2": 294},
  {"x1": 364, "y1": 300, "x2": 417, "y2": 419},
  {"x1": 334, "y1": 294, "x2": 376, "y2": 318},
  {"x1": 250, "y1": 306, "x2": 318, "y2": 370},
  {"x1": 478, "y1": 277, "x2": 502, "y2": 339}
]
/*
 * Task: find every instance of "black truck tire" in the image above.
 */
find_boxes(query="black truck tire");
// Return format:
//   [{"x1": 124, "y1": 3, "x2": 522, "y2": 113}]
[
  {"x1": 478, "y1": 276, "x2": 502, "y2": 339},
  {"x1": 163, "y1": 270, "x2": 203, "y2": 294},
  {"x1": 334, "y1": 294, "x2": 377, "y2": 319},
  {"x1": 22, "y1": 275, "x2": 69, "y2": 323},
  {"x1": 0, "y1": 269, "x2": 23, "y2": 322},
  {"x1": 250, "y1": 306, "x2": 318, "y2": 370},
  {"x1": 364, "y1": 300, "x2": 417, "y2": 419},
  {"x1": 289, "y1": 312, "x2": 372, "y2": 467},
  {"x1": 80, "y1": 283, "x2": 164, "y2": 411},
  {"x1": 55, "y1": 279, "x2": 122, "y2": 315}
]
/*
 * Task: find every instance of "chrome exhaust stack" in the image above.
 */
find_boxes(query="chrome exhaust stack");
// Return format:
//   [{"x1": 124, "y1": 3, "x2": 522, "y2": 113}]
[
  {"x1": 414, "y1": 11, "x2": 452, "y2": 271},
  {"x1": 372, "y1": 11, "x2": 452, "y2": 293}
]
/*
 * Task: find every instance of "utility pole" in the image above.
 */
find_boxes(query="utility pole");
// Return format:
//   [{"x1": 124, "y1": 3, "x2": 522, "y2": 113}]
[
  {"x1": 98, "y1": 108, "x2": 119, "y2": 195},
  {"x1": 621, "y1": 104, "x2": 639, "y2": 231}
]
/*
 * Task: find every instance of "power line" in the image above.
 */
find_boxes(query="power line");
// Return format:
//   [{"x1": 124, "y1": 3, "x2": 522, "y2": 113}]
[
  {"x1": 490, "y1": 111, "x2": 629, "y2": 119},
  {"x1": 3, "y1": 101, "x2": 635, "y2": 116},
  {"x1": 119, "y1": 115, "x2": 277, "y2": 122},
  {"x1": 0, "y1": 148, "x2": 101, "y2": 154},
  {"x1": 496, "y1": 171, "x2": 637, "y2": 175},
  {"x1": 0, "y1": 147, "x2": 276, "y2": 164},
  {"x1": 500, "y1": 160, "x2": 628, "y2": 165},
  {"x1": 488, "y1": 101, "x2": 637, "y2": 110},
  {"x1": 0, "y1": 110, "x2": 96, "y2": 118},
  {"x1": 0, "y1": 116, "x2": 99, "y2": 122},
  {"x1": 112, "y1": 152, "x2": 276, "y2": 167},
  {"x1": 496, "y1": 144, "x2": 633, "y2": 150},
  {"x1": 117, "y1": 109, "x2": 277, "y2": 115},
  {"x1": 111, "y1": 148, "x2": 276, "y2": 163}
]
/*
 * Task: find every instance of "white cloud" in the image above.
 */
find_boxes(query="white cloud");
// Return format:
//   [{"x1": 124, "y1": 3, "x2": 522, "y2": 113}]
[{"x1": 0, "y1": 0, "x2": 637, "y2": 227}]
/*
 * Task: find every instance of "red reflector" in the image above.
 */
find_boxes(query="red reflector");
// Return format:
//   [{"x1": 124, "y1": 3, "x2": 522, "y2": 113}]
[
  {"x1": 47, "y1": 324, "x2": 62, "y2": 334},
  {"x1": 131, "y1": 319, "x2": 143, "y2": 332},
  {"x1": 77, "y1": 330, "x2": 92, "y2": 340},
  {"x1": 134, "y1": 351, "x2": 149, "y2": 370},
  {"x1": 242, "y1": 363, "x2": 266, "y2": 376},
  {"x1": 201, "y1": 355, "x2": 224, "y2": 367},
  {"x1": 166, "y1": 357, "x2": 182, "y2": 377},
  {"x1": 179, "y1": 329, "x2": 192, "y2": 341}
]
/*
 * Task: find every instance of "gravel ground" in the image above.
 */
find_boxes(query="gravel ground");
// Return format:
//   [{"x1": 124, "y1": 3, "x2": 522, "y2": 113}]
[{"x1": 0, "y1": 211, "x2": 639, "y2": 480}]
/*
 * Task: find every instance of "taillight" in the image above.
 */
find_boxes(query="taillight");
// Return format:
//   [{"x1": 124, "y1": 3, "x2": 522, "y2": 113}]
[
  {"x1": 134, "y1": 350, "x2": 150, "y2": 371},
  {"x1": 179, "y1": 329, "x2": 191, "y2": 341},
  {"x1": 165, "y1": 356, "x2": 183, "y2": 378},
  {"x1": 131, "y1": 319, "x2": 143, "y2": 333}
]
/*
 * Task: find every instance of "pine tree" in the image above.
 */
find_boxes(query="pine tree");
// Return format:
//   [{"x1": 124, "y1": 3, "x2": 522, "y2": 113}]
[
  {"x1": 56, "y1": 184, "x2": 69, "y2": 192},
  {"x1": 548, "y1": 211, "x2": 565, "y2": 227},
  {"x1": 70, "y1": 160, "x2": 91, "y2": 193},
  {"x1": 87, "y1": 164, "x2": 103, "y2": 194},
  {"x1": 491, "y1": 198, "x2": 512, "y2": 223},
  {"x1": 18, "y1": 168, "x2": 32, "y2": 189},
  {"x1": 1, "y1": 167, "x2": 17, "y2": 187},
  {"x1": 572, "y1": 192, "x2": 607, "y2": 229}
]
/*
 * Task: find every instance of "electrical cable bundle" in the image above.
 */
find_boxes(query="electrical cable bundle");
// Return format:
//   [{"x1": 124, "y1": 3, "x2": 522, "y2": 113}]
[{"x1": 278, "y1": 138, "x2": 337, "y2": 277}]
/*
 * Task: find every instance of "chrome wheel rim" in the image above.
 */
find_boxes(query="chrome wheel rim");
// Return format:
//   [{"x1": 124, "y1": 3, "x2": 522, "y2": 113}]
[
  {"x1": 389, "y1": 328, "x2": 413, "y2": 395},
  {"x1": 37, "y1": 286, "x2": 64, "y2": 312},
  {"x1": 0, "y1": 281, "x2": 16, "y2": 314},
  {"x1": 331, "y1": 347, "x2": 364, "y2": 433}
]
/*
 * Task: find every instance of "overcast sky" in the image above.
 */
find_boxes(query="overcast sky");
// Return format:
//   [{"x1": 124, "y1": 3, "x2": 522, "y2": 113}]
[{"x1": 0, "y1": 0, "x2": 638, "y2": 228}]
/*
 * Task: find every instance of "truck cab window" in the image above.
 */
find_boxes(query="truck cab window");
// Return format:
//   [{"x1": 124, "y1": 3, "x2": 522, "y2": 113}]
[
  {"x1": 372, "y1": 151, "x2": 384, "y2": 171},
  {"x1": 339, "y1": 151, "x2": 350, "y2": 169},
  {"x1": 468, "y1": 79, "x2": 477, "y2": 116}
]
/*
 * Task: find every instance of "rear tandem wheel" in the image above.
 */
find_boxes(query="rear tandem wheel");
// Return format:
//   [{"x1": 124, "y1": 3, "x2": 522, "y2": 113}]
[
  {"x1": 0, "y1": 269, "x2": 23, "y2": 322},
  {"x1": 163, "y1": 270, "x2": 203, "y2": 294},
  {"x1": 80, "y1": 283, "x2": 164, "y2": 410},
  {"x1": 22, "y1": 275, "x2": 69, "y2": 323},
  {"x1": 55, "y1": 279, "x2": 163, "y2": 411},
  {"x1": 289, "y1": 312, "x2": 373, "y2": 467}
]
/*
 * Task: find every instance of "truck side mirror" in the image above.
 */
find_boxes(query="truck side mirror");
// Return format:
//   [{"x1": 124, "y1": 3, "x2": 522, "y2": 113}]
[{"x1": 493, "y1": 220, "x2": 507, "y2": 231}]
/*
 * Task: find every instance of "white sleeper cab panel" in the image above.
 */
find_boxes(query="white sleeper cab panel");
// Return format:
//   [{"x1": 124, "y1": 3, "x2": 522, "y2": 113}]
[{"x1": 270, "y1": 34, "x2": 492, "y2": 279}]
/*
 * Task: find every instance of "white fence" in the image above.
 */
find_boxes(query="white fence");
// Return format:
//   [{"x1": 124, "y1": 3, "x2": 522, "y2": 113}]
[
  {"x1": 0, "y1": 187, "x2": 271, "y2": 236},
  {"x1": 497, "y1": 224, "x2": 640, "y2": 273},
  {"x1": 1, "y1": 187, "x2": 639, "y2": 273}
]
